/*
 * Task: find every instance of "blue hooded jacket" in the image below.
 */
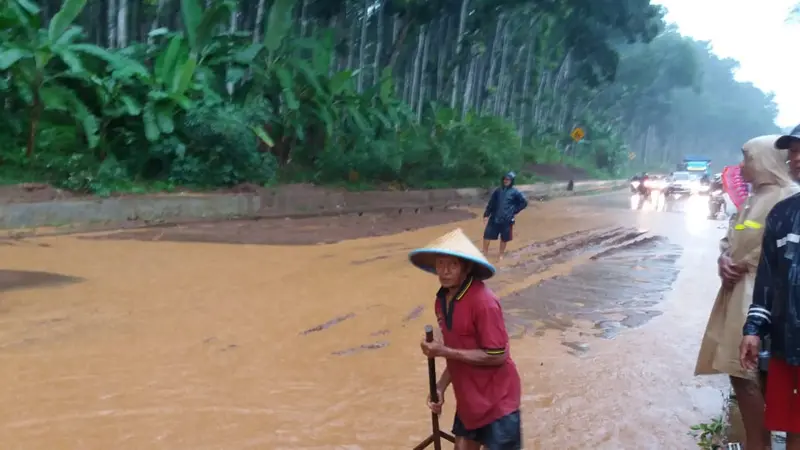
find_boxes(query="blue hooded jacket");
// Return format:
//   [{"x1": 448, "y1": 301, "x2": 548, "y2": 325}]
[{"x1": 483, "y1": 172, "x2": 528, "y2": 225}]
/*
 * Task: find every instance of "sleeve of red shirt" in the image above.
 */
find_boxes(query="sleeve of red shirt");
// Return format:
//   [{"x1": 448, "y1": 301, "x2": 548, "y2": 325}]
[{"x1": 474, "y1": 297, "x2": 509, "y2": 355}]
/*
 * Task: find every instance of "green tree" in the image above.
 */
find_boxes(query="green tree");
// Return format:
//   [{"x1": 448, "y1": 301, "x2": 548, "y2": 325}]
[{"x1": 0, "y1": 0, "x2": 782, "y2": 192}]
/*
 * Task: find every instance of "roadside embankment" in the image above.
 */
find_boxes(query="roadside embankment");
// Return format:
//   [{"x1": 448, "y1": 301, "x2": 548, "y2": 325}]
[{"x1": 0, "y1": 179, "x2": 627, "y2": 230}]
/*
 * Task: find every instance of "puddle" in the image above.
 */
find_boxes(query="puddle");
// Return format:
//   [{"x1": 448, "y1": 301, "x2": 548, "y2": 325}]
[{"x1": 502, "y1": 236, "x2": 682, "y2": 340}]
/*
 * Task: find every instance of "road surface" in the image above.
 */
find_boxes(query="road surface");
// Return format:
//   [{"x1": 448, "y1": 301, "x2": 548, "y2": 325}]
[{"x1": 0, "y1": 192, "x2": 733, "y2": 449}]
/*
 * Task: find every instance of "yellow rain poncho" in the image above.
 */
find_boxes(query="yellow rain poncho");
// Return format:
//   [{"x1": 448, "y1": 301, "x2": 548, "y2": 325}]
[{"x1": 695, "y1": 135, "x2": 799, "y2": 378}]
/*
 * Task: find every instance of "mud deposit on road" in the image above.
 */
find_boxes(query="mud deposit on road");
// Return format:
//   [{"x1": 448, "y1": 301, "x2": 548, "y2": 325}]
[
  {"x1": 0, "y1": 193, "x2": 727, "y2": 450},
  {"x1": 503, "y1": 235, "x2": 681, "y2": 342},
  {"x1": 83, "y1": 208, "x2": 476, "y2": 245},
  {"x1": 0, "y1": 270, "x2": 82, "y2": 293},
  {"x1": 311, "y1": 226, "x2": 680, "y2": 356},
  {"x1": 483, "y1": 226, "x2": 681, "y2": 343}
]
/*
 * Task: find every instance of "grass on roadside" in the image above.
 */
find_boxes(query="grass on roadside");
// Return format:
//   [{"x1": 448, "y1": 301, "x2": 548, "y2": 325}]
[
  {"x1": 689, "y1": 389, "x2": 732, "y2": 449},
  {"x1": 690, "y1": 416, "x2": 728, "y2": 449}
]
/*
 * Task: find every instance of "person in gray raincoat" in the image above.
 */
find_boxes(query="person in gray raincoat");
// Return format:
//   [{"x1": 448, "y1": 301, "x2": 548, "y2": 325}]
[{"x1": 481, "y1": 172, "x2": 528, "y2": 260}]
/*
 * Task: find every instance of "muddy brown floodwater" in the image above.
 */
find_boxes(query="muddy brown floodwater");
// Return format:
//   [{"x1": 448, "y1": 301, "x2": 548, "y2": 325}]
[{"x1": 0, "y1": 192, "x2": 728, "y2": 449}]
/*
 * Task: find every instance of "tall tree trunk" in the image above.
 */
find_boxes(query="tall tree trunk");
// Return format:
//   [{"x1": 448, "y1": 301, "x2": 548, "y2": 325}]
[
  {"x1": 346, "y1": 10, "x2": 357, "y2": 70},
  {"x1": 107, "y1": 0, "x2": 117, "y2": 48},
  {"x1": 533, "y1": 67, "x2": 549, "y2": 128},
  {"x1": 410, "y1": 26, "x2": 425, "y2": 115},
  {"x1": 253, "y1": 0, "x2": 266, "y2": 43},
  {"x1": 373, "y1": 2, "x2": 384, "y2": 80},
  {"x1": 300, "y1": 0, "x2": 309, "y2": 37},
  {"x1": 227, "y1": 5, "x2": 239, "y2": 95},
  {"x1": 484, "y1": 14, "x2": 503, "y2": 114},
  {"x1": 461, "y1": 46, "x2": 477, "y2": 119},
  {"x1": 116, "y1": 0, "x2": 128, "y2": 48},
  {"x1": 417, "y1": 25, "x2": 432, "y2": 120},
  {"x1": 494, "y1": 19, "x2": 510, "y2": 116},
  {"x1": 386, "y1": 16, "x2": 412, "y2": 71},
  {"x1": 328, "y1": 15, "x2": 340, "y2": 75},
  {"x1": 356, "y1": 0, "x2": 370, "y2": 92},
  {"x1": 435, "y1": 16, "x2": 449, "y2": 101},
  {"x1": 449, "y1": 0, "x2": 469, "y2": 108},
  {"x1": 518, "y1": 21, "x2": 536, "y2": 141},
  {"x1": 149, "y1": 0, "x2": 169, "y2": 40}
]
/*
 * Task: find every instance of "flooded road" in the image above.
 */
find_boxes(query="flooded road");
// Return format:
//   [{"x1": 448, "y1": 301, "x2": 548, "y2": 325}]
[{"x1": 0, "y1": 192, "x2": 728, "y2": 449}]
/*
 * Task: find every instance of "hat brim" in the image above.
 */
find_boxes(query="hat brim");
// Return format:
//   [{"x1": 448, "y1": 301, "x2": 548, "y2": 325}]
[
  {"x1": 775, "y1": 134, "x2": 800, "y2": 150},
  {"x1": 408, "y1": 249, "x2": 496, "y2": 280}
]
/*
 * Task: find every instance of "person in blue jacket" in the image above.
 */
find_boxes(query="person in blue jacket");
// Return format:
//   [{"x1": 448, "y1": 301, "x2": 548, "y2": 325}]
[{"x1": 482, "y1": 172, "x2": 528, "y2": 260}]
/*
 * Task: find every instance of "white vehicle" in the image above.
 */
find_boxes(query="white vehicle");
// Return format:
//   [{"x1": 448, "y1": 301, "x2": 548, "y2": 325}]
[
  {"x1": 688, "y1": 172, "x2": 711, "y2": 194},
  {"x1": 643, "y1": 174, "x2": 668, "y2": 191},
  {"x1": 667, "y1": 171, "x2": 694, "y2": 197}
]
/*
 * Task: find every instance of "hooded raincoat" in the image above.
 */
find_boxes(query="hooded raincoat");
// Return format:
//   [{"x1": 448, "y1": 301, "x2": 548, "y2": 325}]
[
  {"x1": 483, "y1": 172, "x2": 528, "y2": 225},
  {"x1": 695, "y1": 135, "x2": 799, "y2": 379}
]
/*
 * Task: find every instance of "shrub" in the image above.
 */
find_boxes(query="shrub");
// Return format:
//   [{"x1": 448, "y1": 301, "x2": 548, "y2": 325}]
[{"x1": 150, "y1": 102, "x2": 278, "y2": 187}]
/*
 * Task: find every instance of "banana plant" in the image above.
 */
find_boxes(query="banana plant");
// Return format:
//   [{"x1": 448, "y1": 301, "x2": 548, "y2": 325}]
[
  {"x1": 0, "y1": 0, "x2": 148, "y2": 157},
  {"x1": 0, "y1": 0, "x2": 100, "y2": 156},
  {"x1": 132, "y1": 0, "x2": 250, "y2": 142},
  {"x1": 137, "y1": 34, "x2": 198, "y2": 142}
]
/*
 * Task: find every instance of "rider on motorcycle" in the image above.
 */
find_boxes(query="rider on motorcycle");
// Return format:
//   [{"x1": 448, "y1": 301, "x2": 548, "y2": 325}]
[
  {"x1": 708, "y1": 174, "x2": 726, "y2": 219},
  {"x1": 638, "y1": 172, "x2": 650, "y2": 195},
  {"x1": 710, "y1": 173, "x2": 723, "y2": 192}
]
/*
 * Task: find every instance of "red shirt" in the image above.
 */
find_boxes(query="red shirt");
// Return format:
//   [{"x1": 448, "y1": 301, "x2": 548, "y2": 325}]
[{"x1": 434, "y1": 278, "x2": 521, "y2": 430}]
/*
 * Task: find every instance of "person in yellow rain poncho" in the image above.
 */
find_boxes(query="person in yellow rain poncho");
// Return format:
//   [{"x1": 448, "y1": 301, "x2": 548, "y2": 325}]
[{"x1": 695, "y1": 134, "x2": 799, "y2": 450}]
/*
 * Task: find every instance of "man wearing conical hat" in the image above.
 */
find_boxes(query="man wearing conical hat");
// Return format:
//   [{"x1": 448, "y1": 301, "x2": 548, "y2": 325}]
[{"x1": 410, "y1": 228, "x2": 522, "y2": 450}]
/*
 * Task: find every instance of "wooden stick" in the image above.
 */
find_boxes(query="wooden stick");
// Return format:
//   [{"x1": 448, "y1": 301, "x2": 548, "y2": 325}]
[
  {"x1": 413, "y1": 325, "x2": 455, "y2": 449},
  {"x1": 425, "y1": 325, "x2": 442, "y2": 450}
]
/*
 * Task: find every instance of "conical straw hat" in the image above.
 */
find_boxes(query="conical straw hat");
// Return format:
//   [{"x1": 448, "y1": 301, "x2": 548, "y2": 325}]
[{"x1": 408, "y1": 228, "x2": 496, "y2": 280}]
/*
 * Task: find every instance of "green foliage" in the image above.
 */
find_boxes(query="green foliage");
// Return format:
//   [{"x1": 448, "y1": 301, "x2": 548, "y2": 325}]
[
  {"x1": 689, "y1": 416, "x2": 728, "y2": 450},
  {"x1": 158, "y1": 102, "x2": 278, "y2": 186},
  {"x1": 311, "y1": 108, "x2": 523, "y2": 187},
  {"x1": 0, "y1": 0, "x2": 783, "y2": 195}
]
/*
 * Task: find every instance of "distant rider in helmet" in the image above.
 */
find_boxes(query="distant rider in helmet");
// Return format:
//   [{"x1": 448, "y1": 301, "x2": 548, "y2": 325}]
[{"x1": 638, "y1": 172, "x2": 650, "y2": 195}]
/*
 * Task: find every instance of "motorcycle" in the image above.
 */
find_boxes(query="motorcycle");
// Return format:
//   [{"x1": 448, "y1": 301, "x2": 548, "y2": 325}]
[
  {"x1": 692, "y1": 182, "x2": 712, "y2": 196},
  {"x1": 630, "y1": 178, "x2": 641, "y2": 194},
  {"x1": 634, "y1": 182, "x2": 654, "y2": 210},
  {"x1": 663, "y1": 185, "x2": 691, "y2": 201}
]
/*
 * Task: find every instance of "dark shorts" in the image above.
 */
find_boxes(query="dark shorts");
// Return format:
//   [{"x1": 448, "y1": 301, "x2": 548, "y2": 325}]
[
  {"x1": 484, "y1": 221, "x2": 513, "y2": 242},
  {"x1": 452, "y1": 410, "x2": 522, "y2": 450}
]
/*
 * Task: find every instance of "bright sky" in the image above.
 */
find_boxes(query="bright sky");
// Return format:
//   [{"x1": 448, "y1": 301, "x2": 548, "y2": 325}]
[{"x1": 654, "y1": 0, "x2": 800, "y2": 129}]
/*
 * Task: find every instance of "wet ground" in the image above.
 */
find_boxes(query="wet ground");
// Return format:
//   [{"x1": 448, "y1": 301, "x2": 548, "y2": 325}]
[
  {"x1": 82, "y1": 208, "x2": 477, "y2": 245},
  {"x1": 0, "y1": 192, "x2": 731, "y2": 449}
]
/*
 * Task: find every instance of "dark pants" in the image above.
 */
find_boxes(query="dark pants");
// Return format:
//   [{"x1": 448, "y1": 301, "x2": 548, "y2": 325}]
[
  {"x1": 452, "y1": 411, "x2": 522, "y2": 450},
  {"x1": 484, "y1": 221, "x2": 513, "y2": 242}
]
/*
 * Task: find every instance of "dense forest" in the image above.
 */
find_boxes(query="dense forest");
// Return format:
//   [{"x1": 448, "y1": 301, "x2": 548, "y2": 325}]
[{"x1": 0, "y1": 0, "x2": 782, "y2": 194}]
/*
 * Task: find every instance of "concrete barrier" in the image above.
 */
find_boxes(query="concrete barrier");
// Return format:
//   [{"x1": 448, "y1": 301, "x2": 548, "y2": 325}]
[{"x1": 0, "y1": 179, "x2": 627, "y2": 229}]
